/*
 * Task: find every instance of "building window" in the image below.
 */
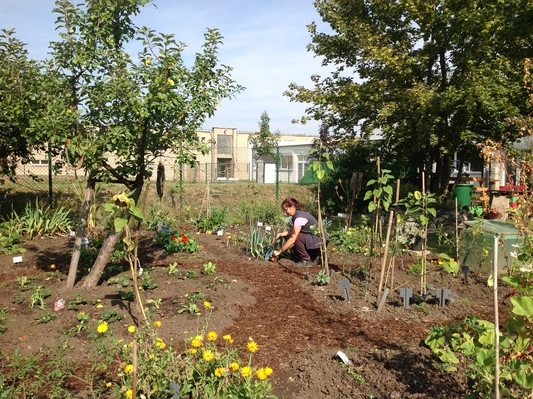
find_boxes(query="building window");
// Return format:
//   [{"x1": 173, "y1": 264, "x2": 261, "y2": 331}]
[
  {"x1": 279, "y1": 155, "x2": 293, "y2": 170},
  {"x1": 217, "y1": 135, "x2": 232, "y2": 155},
  {"x1": 217, "y1": 158, "x2": 232, "y2": 179},
  {"x1": 31, "y1": 159, "x2": 48, "y2": 166}
]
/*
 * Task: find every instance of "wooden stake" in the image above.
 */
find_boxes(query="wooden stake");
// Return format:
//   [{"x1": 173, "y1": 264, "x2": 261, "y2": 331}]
[
  {"x1": 493, "y1": 235, "x2": 500, "y2": 399},
  {"x1": 378, "y1": 210, "x2": 394, "y2": 296}
]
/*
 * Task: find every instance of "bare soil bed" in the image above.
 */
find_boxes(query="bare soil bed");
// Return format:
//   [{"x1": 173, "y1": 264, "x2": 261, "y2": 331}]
[{"x1": 0, "y1": 227, "x2": 510, "y2": 398}]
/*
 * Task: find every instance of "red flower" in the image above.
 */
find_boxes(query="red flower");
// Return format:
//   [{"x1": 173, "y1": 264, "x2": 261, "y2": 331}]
[
  {"x1": 171, "y1": 235, "x2": 177, "y2": 241},
  {"x1": 202, "y1": 245, "x2": 206, "y2": 249},
  {"x1": 181, "y1": 235, "x2": 188, "y2": 244}
]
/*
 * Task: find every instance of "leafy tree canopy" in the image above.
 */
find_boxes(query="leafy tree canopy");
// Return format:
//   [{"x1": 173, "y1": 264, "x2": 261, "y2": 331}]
[
  {"x1": 285, "y1": 0, "x2": 533, "y2": 192},
  {"x1": 249, "y1": 111, "x2": 280, "y2": 160}
]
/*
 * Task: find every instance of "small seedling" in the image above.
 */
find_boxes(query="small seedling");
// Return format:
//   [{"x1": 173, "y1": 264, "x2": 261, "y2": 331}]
[
  {"x1": 177, "y1": 303, "x2": 200, "y2": 315},
  {"x1": 185, "y1": 270, "x2": 198, "y2": 279},
  {"x1": 16, "y1": 276, "x2": 30, "y2": 290},
  {"x1": 29, "y1": 286, "x2": 52, "y2": 310},
  {"x1": 99, "y1": 309, "x2": 125, "y2": 323},
  {"x1": 67, "y1": 293, "x2": 88, "y2": 310},
  {"x1": 141, "y1": 273, "x2": 158, "y2": 290},
  {"x1": 107, "y1": 276, "x2": 130, "y2": 289},
  {"x1": 346, "y1": 367, "x2": 366, "y2": 384},
  {"x1": 35, "y1": 313, "x2": 57, "y2": 324},
  {"x1": 118, "y1": 290, "x2": 134, "y2": 302},
  {"x1": 0, "y1": 308, "x2": 10, "y2": 334},
  {"x1": 75, "y1": 312, "x2": 89, "y2": 334},
  {"x1": 147, "y1": 298, "x2": 162, "y2": 309},
  {"x1": 202, "y1": 261, "x2": 216, "y2": 275},
  {"x1": 168, "y1": 262, "x2": 180, "y2": 275},
  {"x1": 315, "y1": 270, "x2": 330, "y2": 286}
]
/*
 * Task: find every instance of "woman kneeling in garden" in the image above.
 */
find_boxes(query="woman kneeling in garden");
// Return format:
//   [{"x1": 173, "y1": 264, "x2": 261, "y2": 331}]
[{"x1": 272, "y1": 197, "x2": 325, "y2": 267}]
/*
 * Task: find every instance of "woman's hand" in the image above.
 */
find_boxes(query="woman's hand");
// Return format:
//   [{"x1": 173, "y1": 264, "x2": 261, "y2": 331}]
[{"x1": 273, "y1": 250, "x2": 281, "y2": 257}]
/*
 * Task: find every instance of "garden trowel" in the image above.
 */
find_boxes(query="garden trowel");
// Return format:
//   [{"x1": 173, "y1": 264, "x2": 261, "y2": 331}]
[{"x1": 264, "y1": 247, "x2": 278, "y2": 263}]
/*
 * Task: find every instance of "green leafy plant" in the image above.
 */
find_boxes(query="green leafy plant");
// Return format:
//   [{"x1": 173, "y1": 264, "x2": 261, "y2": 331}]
[
  {"x1": 315, "y1": 270, "x2": 330, "y2": 286},
  {"x1": 67, "y1": 292, "x2": 88, "y2": 310},
  {"x1": 195, "y1": 207, "x2": 228, "y2": 233},
  {"x1": 6, "y1": 198, "x2": 73, "y2": 239},
  {"x1": 141, "y1": 272, "x2": 158, "y2": 290},
  {"x1": 0, "y1": 227, "x2": 26, "y2": 255},
  {"x1": 0, "y1": 308, "x2": 10, "y2": 334},
  {"x1": 203, "y1": 261, "x2": 217, "y2": 275},
  {"x1": 426, "y1": 272, "x2": 533, "y2": 397},
  {"x1": 107, "y1": 275, "x2": 130, "y2": 289},
  {"x1": 186, "y1": 270, "x2": 199, "y2": 279},
  {"x1": 28, "y1": 286, "x2": 51, "y2": 310},
  {"x1": 246, "y1": 226, "x2": 275, "y2": 259},
  {"x1": 99, "y1": 309, "x2": 125, "y2": 324},
  {"x1": 35, "y1": 313, "x2": 57, "y2": 324},
  {"x1": 74, "y1": 311, "x2": 89, "y2": 335},
  {"x1": 154, "y1": 230, "x2": 203, "y2": 253},
  {"x1": 329, "y1": 224, "x2": 372, "y2": 254},
  {"x1": 168, "y1": 261, "x2": 181, "y2": 275}
]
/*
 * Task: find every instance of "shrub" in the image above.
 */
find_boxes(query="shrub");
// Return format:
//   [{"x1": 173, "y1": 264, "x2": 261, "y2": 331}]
[{"x1": 154, "y1": 230, "x2": 203, "y2": 253}]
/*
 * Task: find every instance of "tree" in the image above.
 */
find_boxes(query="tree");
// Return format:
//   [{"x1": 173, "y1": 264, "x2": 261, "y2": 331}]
[
  {"x1": 249, "y1": 111, "x2": 280, "y2": 161},
  {"x1": 0, "y1": 29, "x2": 74, "y2": 180},
  {"x1": 285, "y1": 0, "x2": 533, "y2": 193},
  {"x1": 29, "y1": 0, "x2": 245, "y2": 288}
]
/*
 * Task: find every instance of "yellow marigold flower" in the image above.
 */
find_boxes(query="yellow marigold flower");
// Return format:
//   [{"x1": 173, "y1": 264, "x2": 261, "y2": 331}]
[
  {"x1": 124, "y1": 364, "x2": 133, "y2": 374},
  {"x1": 149, "y1": 353, "x2": 155, "y2": 359},
  {"x1": 105, "y1": 382, "x2": 112, "y2": 388},
  {"x1": 223, "y1": 334, "x2": 232, "y2": 341},
  {"x1": 156, "y1": 341, "x2": 166, "y2": 349},
  {"x1": 189, "y1": 348, "x2": 197, "y2": 354},
  {"x1": 264, "y1": 367, "x2": 273, "y2": 376},
  {"x1": 112, "y1": 193, "x2": 130, "y2": 208},
  {"x1": 207, "y1": 331, "x2": 217, "y2": 341},
  {"x1": 214, "y1": 367, "x2": 226, "y2": 377},
  {"x1": 202, "y1": 350, "x2": 214, "y2": 361},
  {"x1": 96, "y1": 304, "x2": 104, "y2": 308},
  {"x1": 240, "y1": 366, "x2": 252, "y2": 377},
  {"x1": 97, "y1": 321, "x2": 108, "y2": 334},
  {"x1": 125, "y1": 389, "x2": 133, "y2": 399},
  {"x1": 229, "y1": 362, "x2": 239, "y2": 371},
  {"x1": 332, "y1": 247, "x2": 337, "y2": 251},
  {"x1": 154, "y1": 321, "x2": 162, "y2": 327},
  {"x1": 194, "y1": 334, "x2": 204, "y2": 341},
  {"x1": 191, "y1": 339, "x2": 201, "y2": 348},
  {"x1": 204, "y1": 301, "x2": 212, "y2": 309},
  {"x1": 256, "y1": 368, "x2": 268, "y2": 380},
  {"x1": 247, "y1": 341, "x2": 258, "y2": 353},
  {"x1": 127, "y1": 325, "x2": 135, "y2": 333},
  {"x1": 347, "y1": 231, "x2": 352, "y2": 236}
]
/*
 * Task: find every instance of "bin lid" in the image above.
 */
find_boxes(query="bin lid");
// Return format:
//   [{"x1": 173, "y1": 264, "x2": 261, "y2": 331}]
[{"x1": 464, "y1": 220, "x2": 519, "y2": 235}]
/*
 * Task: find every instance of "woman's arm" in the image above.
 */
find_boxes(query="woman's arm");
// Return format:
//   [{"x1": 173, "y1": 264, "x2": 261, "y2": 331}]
[{"x1": 273, "y1": 226, "x2": 301, "y2": 257}]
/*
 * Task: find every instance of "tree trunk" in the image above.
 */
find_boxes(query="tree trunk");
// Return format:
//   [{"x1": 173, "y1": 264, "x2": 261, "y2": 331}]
[
  {"x1": 66, "y1": 178, "x2": 95, "y2": 289},
  {"x1": 82, "y1": 229, "x2": 123, "y2": 288}
]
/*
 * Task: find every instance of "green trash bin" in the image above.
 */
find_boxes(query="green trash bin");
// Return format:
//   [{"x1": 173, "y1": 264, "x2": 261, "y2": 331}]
[{"x1": 454, "y1": 184, "x2": 472, "y2": 209}]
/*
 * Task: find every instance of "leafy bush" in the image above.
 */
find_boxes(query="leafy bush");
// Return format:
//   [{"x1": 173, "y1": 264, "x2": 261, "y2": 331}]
[
  {"x1": 328, "y1": 225, "x2": 372, "y2": 254},
  {"x1": 195, "y1": 207, "x2": 228, "y2": 233},
  {"x1": 154, "y1": 230, "x2": 203, "y2": 253},
  {"x1": 3, "y1": 199, "x2": 73, "y2": 239}
]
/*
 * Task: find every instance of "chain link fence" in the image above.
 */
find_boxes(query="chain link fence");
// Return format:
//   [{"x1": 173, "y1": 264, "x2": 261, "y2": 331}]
[{"x1": 1, "y1": 146, "x2": 317, "y2": 225}]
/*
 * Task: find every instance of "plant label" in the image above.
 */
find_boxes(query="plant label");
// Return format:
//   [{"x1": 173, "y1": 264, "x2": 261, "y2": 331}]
[
  {"x1": 69, "y1": 231, "x2": 75, "y2": 237},
  {"x1": 265, "y1": 225, "x2": 271, "y2": 231},
  {"x1": 400, "y1": 287, "x2": 413, "y2": 309},
  {"x1": 217, "y1": 230, "x2": 224, "y2": 236},
  {"x1": 338, "y1": 278, "x2": 351, "y2": 301},
  {"x1": 436, "y1": 288, "x2": 450, "y2": 307},
  {"x1": 335, "y1": 350, "x2": 352, "y2": 365},
  {"x1": 257, "y1": 222, "x2": 263, "y2": 227},
  {"x1": 13, "y1": 256, "x2": 23, "y2": 264}
]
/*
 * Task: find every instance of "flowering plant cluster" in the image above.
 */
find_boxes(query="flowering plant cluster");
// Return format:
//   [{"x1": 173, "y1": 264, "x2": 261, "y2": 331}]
[
  {"x1": 180, "y1": 332, "x2": 275, "y2": 399},
  {"x1": 154, "y1": 230, "x2": 203, "y2": 253},
  {"x1": 329, "y1": 225, "x2": 372, "y2": 254}
]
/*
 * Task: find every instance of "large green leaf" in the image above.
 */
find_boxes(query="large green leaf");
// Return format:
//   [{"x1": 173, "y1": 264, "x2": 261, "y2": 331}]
[{"x1": 510, "y1": 296, "x2": 533, "y2": 319}]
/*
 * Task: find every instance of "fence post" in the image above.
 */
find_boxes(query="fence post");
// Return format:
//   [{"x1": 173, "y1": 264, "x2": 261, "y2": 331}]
[{"x1": 275, "y1": 147, "x2": 280, "y2": 202}]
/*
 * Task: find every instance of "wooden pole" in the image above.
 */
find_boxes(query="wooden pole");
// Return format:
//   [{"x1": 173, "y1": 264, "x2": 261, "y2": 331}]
[
  {"x1": 493, "y1": 235, "x2": 500, "y2": 399},
  {"x1": 378, "y1": 210, "x2": 394, "y2": 297},
  {"x1": 390, "y1": 179, "x2": 401, "y2": 290},
  {"x1": 421, "y1": 171, "x2": 426, "y2": 295}
]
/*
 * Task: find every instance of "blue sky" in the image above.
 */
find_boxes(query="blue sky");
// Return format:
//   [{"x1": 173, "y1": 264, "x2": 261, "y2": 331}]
[{"x1": 1, "y1": 0, "x2": 331, "y2": 135}]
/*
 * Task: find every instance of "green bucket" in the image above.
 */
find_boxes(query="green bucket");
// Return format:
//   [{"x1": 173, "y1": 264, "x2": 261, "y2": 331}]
[{"x1": 454, "y1": 184, "x2": 473, "y2": 209}]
